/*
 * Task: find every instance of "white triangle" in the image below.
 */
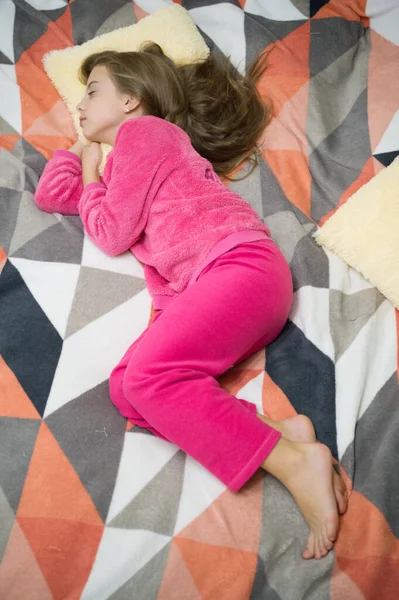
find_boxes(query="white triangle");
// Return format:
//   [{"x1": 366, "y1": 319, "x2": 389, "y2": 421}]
[
  {"x1": 189, "y1": 4, "x2": 246, "y2": 73},
  {"x1": 44, "y1": 288, "x2": 152, "y2": 417},
  {"x1": 0, "y1": 1, "x2": 15, "y2": 63},
  {"x1": 25, "y1": 0, "x2": 67, "y2": 9},
  {"x1": 245, "y1": 0, "x2": 306, "y2": 21},
  {"x1": 335, "y1": 300, "x2": 397, "y2": 460},
  {"x1": 327, "y1": 249, "x2": 374, "y2": 295},
  {"x1": 9, "y1": 258, "x2": 80, "y2": 338},
  {"x1": 236, "y1": 371, "x2": 264, "y2": 414},
  {"x1": 81, "y1": 234, "x2": 145, "y2": 278},
  {"x1": 367, "y1": 0, "x2": 399, "y2": 45},
  {"x1": 173, "y1": 454, "x2": 226, "y2": 535},
  {"x1": 107, "y1": 432, "x2": 180, "y2": 524},
  {"x1": 290, "y1": 286, "x2": 335, "y2": 361},
  {"x1": 374, "y1": 109, "x2": 399, "y2": 155},
  {"x1": 81, "y1": 527, "x2": 170, "y2": 600},
  {"x1": 0, "y1": 65, "x2": 22, "y2": 135}
]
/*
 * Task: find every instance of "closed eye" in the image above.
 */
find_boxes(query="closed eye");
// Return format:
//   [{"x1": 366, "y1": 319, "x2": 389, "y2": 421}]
[{"x1": 88, "y1": 91, "x2": 95, "y2": 96}]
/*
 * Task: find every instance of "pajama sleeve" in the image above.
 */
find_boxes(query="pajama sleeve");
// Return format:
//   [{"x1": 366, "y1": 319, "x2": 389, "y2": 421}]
[
  {"x1": 78, "y1": 117, "x2": 182, "y2": 257},
  {"x1": 34, "y1": 150, "x2": 83, "y2": 215}
]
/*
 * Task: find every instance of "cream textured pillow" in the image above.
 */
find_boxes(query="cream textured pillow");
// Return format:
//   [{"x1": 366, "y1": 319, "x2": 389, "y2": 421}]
[
  {"x1": 314, "y1": 157, "x2": 399, "y2": 309},
  {"x1": 43, "y1": 4, "x2": 209, "y2": 170}
]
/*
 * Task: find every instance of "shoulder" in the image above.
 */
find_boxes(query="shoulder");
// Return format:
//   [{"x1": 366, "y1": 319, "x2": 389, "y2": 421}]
[{"x1": 115, "y1": 116, "x2": 190, "y2": 152}]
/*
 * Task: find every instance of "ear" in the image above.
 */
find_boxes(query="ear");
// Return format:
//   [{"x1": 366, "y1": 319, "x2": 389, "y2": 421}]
[{"x1": 124, "y1": 96, "x2": 140, "y2": 114}]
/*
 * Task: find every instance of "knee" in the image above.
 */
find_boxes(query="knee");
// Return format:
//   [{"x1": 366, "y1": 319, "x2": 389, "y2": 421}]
[{"x1": 122, "y1": 356, "x2": 158, "y2": 408}]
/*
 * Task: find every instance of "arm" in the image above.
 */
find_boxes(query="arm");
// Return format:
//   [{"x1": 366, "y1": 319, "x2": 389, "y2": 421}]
[
  {"x1": 34, "y1": 142, "x2": 84, "y2": 215},
  {"x1": 78, "y1": 117, "x2": 181, "y2": 256}
]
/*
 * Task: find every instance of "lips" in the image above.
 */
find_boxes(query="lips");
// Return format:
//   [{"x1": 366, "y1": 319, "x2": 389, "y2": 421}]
[{"x1": 79, "y1": 118, "x2": 86, "y2": 126}]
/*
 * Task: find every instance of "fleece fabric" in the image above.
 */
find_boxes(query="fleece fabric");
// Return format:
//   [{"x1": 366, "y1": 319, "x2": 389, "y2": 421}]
[{"x1": 35, "y1": 116, "x2": 270, "y2": 308}]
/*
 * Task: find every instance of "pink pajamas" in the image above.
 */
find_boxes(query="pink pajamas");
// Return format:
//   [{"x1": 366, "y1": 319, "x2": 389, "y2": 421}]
[{"x1": 109, "y1": 238, "x2": 293, "y2": 491}]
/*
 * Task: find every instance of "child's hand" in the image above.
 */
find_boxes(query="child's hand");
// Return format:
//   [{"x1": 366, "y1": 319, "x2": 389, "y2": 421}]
[
  {"x1": 82, "y1": 142, "x2": 102, "y2": 172},
  {"x1": 69, "y1": 141, "x2": 84, "y2": 157}
]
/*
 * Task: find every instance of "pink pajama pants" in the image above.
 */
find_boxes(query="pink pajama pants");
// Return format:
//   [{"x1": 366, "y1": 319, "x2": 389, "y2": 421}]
[{"x1": 109, "y1": 239, "x2": 293, "y2": 491}]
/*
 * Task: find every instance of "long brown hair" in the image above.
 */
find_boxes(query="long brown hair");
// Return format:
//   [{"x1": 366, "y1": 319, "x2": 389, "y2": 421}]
[{"x1": 79, "y1": 43, "x2": 271, "y2": 178}]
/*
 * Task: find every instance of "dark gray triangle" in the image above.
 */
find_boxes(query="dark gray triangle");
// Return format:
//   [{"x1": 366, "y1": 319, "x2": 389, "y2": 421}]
[
  {"x1": 65, "y1": 267, "x2": 146, "y2": 338},
  {"x1": 42, "y1": 5, "x2": 68, "y2": 23},
  {"x1": 245, "y1": 12, "x2": 307, "y2": 70},
  {"x1": 290, "y1": 230, "x2": 329, "y2": 291},
  {"x1": 0, "y1": 187, "x2": 23, "y2": 253},
  {"x1": 330, "y1": 288, "x2": 385, "y2": 361},
  {"x1": 12, "y1": 216, "x2": 84, "y2": 264},
  {"x1": 0, "y1": 417, "x2": 41, "y2": 512},
  {"x1": 45, "y1": 380, "x2": 126, "y2": 522},
  {"x1": 13, "y1": 4, "x2": 48, "y2": 63},
  {"x1": 309, "y1": 0, "x2": 329, "y2": 17},
  {"x1": 183, "y1": 0, "x2": 240, "y2": 9},
  {"x1": 109, "y1": 541, "x2": 172, "y2": 600},
  {"x1": 0, "y1": 486, "x2": 16, "y2": 564},
  {"x1": 12, "y1": 138, "x2": 47, "y2": 183},
  {"x1": 109, "y1": 451, "x2": 186, "y2": 535},
  {"x1": 374, "y1": 150, "x2": 399, "y2": 168},
  {"x1": 310, "y1": 18, "x2": 365, "y2": 77},
  {"x1": 342, "y1": 373, "x2": 399, "y2": 537},
  {"x1": 94, "y1": 2, "x2": 136, "y2": 37},
  {"x1": 310, "y1": 89, "x2": 371, "y2": 222},
  {"x1": 70, "y1": 0, "x2": 132, "y2": 45},
  {"x1": 250, "y1": 555, "x2": 282, "y2": 600},
  {"x1": 0, "y1": 50, "x2": 13, "y2": 65}
]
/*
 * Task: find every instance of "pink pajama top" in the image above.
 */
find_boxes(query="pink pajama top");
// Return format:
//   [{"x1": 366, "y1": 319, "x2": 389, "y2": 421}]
[{"x1": 35, "y1": 116, "x2": 270, "y2": 309}]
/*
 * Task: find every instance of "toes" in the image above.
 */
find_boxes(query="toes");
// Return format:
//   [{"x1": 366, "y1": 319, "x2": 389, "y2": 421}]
[{"x1": 303, "y1": 533, "x2": 315, "y2": 560}]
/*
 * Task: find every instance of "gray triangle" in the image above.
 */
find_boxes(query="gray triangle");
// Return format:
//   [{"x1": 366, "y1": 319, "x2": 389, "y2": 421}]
[
  {"x1": 330, "y1": 288, "x2": 385, "y2": 360},
  {"x1": 250, "y1": 555, "x2": 283, "y2": 600},
  {"x1": 70, "y1": 0, "x2": 132, "y2": 45},
  {"x1": 0, "y1": 147, "x2": 26, "y2": 192},
  {"x1": 12, "y1": 138, "x2": 47, "y2": 182},
  {"x1": 109, "y1": 451, "x2": 186, "y2": 535},
  {"x1": 0, "y1": 486, "x2": 16, "y2": 564},
  {"x1": 310, "y1": 18, "x2": 365, "y2": 77},
  {"x1": 45, "y1": 381, "x2": 127, "y2": 522},
  {"x1": 65, "y1": 267, "x2": 147, "y2": 337},
  {"x1": 0, "y1": 116, "x2": 19, "y2": 135},
  {"x1": 228, "y1": 162, "x2": 264, "y2": 220},
  {"x1": 309, "y1": 89, "x2": 371, "y2": 222},
  {"x1": 0, "y1": 50, "x2": 13, "y2": 65},
  {"x1": 0, "y1": 187, "x2": 23, "y2": 253},
  {"x1": 290, "y1": 0, "x2": 309, "y2": 18},
  {"x1": 264, "y1": 210, "x2": 314, "y2": 263},
  {"x1": 9, "y1": 190, "x2": 58, "y2": 255},
  {"x1": 94, "y1": 2, "x2": 136, "y2": 37},
  {"x1": 0, "y1": 418, "x2": 41, "y2": 512},
  {"x1": 109, "y1": 541, "x2": 172, "y2": 600},
  {"x1": 290, "y1": 231, "x2": 329, "y2": 291},
  {"x1": 12, "y1": 216, "x2": 84, "y2": 264},
  {"x1": 342, "y1": 373, "x2": 399, "y2": 537}
]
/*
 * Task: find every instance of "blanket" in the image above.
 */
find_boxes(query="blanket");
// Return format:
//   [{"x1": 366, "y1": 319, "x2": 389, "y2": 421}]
[{"x1": 0, "y1": 1, "x2": 398, "y2": 599}]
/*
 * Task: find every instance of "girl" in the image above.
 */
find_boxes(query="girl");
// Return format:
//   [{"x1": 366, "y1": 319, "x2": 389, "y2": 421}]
[{"x1": 35, "y1": 43, "x2": 347, "y2": 560}]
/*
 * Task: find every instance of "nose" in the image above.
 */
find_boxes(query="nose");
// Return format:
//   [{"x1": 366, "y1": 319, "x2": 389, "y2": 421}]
[{"x1": 76, "y1": 98, "x2": 84, "y2": 113}]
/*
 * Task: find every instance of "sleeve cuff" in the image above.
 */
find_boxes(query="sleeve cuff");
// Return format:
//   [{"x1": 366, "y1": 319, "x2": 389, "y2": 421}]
[
  {"x1": 53, "y1": 149, "x2": 82, "y2": 163},
  {"x1": 84, "y1": 182, "x2": 106, "y2": 192}
]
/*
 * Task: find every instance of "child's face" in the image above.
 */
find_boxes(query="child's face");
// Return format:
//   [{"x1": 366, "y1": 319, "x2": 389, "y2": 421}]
[{"x1": 76, "y1": 65, "x2": 141, "y2": 145}]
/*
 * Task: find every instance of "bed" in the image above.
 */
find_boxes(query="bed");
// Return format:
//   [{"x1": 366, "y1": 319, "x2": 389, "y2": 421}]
[{"x1": 0, "y1": 0, "x2": 398, "y2": 598}]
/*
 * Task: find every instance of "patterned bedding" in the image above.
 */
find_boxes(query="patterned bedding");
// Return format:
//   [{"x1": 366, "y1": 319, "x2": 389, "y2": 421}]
[{"x1": 0, "y1": 1, "x2": 398, "y2": 598}]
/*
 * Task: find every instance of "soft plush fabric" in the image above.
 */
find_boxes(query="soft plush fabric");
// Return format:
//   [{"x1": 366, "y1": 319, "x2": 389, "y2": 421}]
[
  {"x1": 314, "y1": 157, "x2": 399, "y2": 309},
  {"x1": 34, "y1": 116, "x2": 270, "y2": 308},
  {"x1": 42, "y1": 3, "x2": 209, "y2": 172}
]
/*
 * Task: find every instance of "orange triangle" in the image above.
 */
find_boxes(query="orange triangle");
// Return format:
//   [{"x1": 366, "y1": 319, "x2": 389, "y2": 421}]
[
  {"x1": 368, "y1": 30, "x2": 399, "y2": 152},
  {"x1": 0, "y1": 134, "x2": 20, "y2": 152},
  {"x1": 17, "y1": 516, "x2": 103, "y2": 600},
  {"x1": 177, "y1": 470, "x2": 263, "y2": 552},
  {"x1": 218, "y1": 368, "x2": 263, "y2": 396},
  {"x1": 133, "y1": 2, "x2": 149, "y2": 21},
  {"x1": 0, "y1": 356, "x2": 41, "y2": 419},
  {"x1": 17, "y1": 421, "x2": 103, "y2": 525},
  {"x1": 0, "y1": 520, "x2": 53, "y2": 600},
  {"x1": 331, "y1": 562, "x2": 367, "y2": 600},
  {"x1": 157, "y1": 541, "x2": 202, "y2": 600},
  {"x1": 258, "y1": 21, "x2": 310, "y2": 116},
  {"x1": 24, "y1": 98, "x2": 77, "y2": 139},
  {"x1": 263, "y1": 149, "x2": 312, "y2": 218},
  {"x1": 314, "y1": 0, "x2": 369, "y2": 26},
  {"x1": 235, "y1": 348, "x2": 265, "y2": 371},
  {"x1": 319, "y1": 156, "x2": 375, "y2": 226},
  {"x1": 0, "y1": 246, "x2": 8, "y2": 276},
  {"x1": 262, "y1": 370, "x2": 297, "y2": 421},
  {"x1": 337, "y1": 556, "x2": 399, "y2": 600},
  {"x1": 24, "y1": 134, "x2": 76, "y2": 160},
  {"x1": 16, "y1": 9, "x2": 73, "y2": 133},
  {"x1": 174, "y1": 538, "x2": 258, "y2": 600}
]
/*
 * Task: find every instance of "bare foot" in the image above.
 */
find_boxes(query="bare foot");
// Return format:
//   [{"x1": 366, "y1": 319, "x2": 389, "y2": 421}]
[
  {"x1": 257, "y1": 413, "x2": 348, "y2": 516},
  {"x1": 262, "y1": 438, "x2": 339, "y2": 559}
]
